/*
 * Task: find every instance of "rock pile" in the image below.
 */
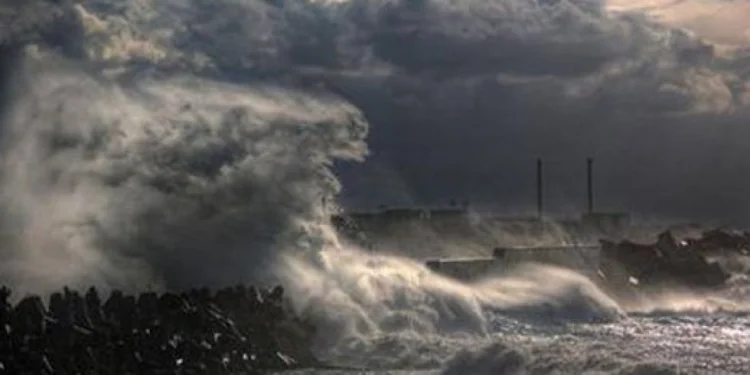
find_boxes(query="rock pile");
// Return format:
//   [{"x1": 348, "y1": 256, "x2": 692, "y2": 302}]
[
  {"x1": 0, "y1": 285, "x2": 318, "y2": 374},
  {"x1": 684, "y1": 229, "x2": 750, "y2": 256},
  {"x1": 599, "y1": 230, "x2": 746, "y2": 290}
]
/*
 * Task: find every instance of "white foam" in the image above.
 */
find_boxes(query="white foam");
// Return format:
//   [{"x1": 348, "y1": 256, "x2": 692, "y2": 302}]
[{"x1": 278, "y1": 245, "x2": 624, "y2": 366}]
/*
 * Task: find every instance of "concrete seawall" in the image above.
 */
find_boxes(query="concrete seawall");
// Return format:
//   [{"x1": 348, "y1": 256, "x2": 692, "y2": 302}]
[{"x1": 425, "y1": 245, "x2": 602, "y2": 282}]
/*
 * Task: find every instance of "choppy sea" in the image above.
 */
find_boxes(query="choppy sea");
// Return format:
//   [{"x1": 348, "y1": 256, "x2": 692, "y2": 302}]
[
  {"x1": 279, "y1": 312, "x2": 750, "y2": 374},
  {"x1": 272, "y1": 251, "x2": 750, "y2": 375}
]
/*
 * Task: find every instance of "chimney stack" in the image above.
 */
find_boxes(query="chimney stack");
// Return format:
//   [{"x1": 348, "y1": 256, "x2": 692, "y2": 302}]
[
  {"x1": 587, "y1": 157, "x2": 594, "y2": 213},
  {"x1": 536, "y1": 158, "x2": 543, "y2": 219}
]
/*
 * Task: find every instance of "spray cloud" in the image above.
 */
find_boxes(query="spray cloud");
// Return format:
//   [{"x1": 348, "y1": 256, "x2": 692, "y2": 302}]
[{"x1": 0, "y1": 53, "x2": 367, "y2": 293}]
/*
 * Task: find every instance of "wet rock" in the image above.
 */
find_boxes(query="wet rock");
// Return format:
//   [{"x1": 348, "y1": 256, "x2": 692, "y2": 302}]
[
  {"x1": 0, "y1": 284, "x2": 318, "y2": 374},
  {"x1": 688, "y1": 229, "x2": 750, "y2": 255},
  {"x1": 599, "y1": 230, "x2": 733, "y2": 291}
]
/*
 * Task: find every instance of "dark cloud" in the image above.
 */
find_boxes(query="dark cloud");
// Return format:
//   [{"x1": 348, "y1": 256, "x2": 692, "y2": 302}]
[
  {"x1": 364, "y1": 0, "x2": 634, "y2": 76},
  {"x1": 3, "y1": 0, "x2": 750, "y2": 225}
]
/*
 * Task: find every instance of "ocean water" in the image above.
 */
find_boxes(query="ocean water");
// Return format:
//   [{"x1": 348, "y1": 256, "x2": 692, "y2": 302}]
[
  {"x1": 276, "y1": 314, "x2": 750, "y2": 374},
  {"x1": 278, "y1": 305, "x2": 750, "y2": 375},
  {"x1": 275, "y1": 251, "x2": 750, "y2": 375}
]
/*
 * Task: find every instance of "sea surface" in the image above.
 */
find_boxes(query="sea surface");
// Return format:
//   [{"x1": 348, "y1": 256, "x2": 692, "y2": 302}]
[
  {"x1": 278, "y1": 313, "x2": 750, "y2": 374},
  {"x1": 274, "y1": 269, "x2": 750, "y2": 375}
]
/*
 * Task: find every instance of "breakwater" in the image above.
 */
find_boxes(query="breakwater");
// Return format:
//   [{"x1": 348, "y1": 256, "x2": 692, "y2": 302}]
[{"x1": 0, "y1": 285, "x2": 317, "y2": 374}]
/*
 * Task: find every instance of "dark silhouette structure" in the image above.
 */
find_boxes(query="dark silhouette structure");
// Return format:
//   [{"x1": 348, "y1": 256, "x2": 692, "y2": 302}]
[
  {"x1": 587, "y1": 157, "x2": 594, "y2": 213},
  {"x1": 598, "y1": 229, "x2": 749, "y2": 291},
  {"x1": 536, "y1": 158, "x2": 543, "y2": 219},
  {"x1": 0, "y1": 285, "x2": 318, "y2": 374}
]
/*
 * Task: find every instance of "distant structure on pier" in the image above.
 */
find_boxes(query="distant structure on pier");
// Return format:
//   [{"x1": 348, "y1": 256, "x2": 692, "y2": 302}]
[{"x1": 334, "y1": 157, "x2": 630, "y2": 236}]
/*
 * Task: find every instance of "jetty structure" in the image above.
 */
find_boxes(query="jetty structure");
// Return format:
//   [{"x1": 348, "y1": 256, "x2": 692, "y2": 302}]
[{"x1": 333, "y1": 159, "x2": 736, "y2": 292}]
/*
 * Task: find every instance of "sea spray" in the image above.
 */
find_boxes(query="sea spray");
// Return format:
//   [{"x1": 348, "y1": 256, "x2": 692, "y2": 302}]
[
  {"x1": 279, "y1": 245, "x2": 624, "y2": 368},
  {"x1": 0, "y1": 55, "x2": 368, "y2": 294},
  {"x1": 278, "y1": 229, "x2": 750, "y2": 369}
]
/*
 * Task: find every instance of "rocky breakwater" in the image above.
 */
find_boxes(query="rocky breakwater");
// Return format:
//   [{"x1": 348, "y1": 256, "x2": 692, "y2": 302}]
[
  {"x1": 598, "y1": 229, "x2": 750, "y2": 295},
  {"x1": 0, "y1": 285, "x2": 319, "y2": 374},
  {"x1": 683, "y1": 229, "x2": 750, "y2": 256}
]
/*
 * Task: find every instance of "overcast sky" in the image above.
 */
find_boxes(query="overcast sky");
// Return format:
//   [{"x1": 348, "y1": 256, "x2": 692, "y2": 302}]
[{"x1": 3, "y1": 0, "x2": 750, "y2": 224}]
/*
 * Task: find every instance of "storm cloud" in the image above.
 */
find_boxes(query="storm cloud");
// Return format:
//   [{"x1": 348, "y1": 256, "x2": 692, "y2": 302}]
[{"x1": 4, "y1": 0, "x2": 750, "y2": 224}]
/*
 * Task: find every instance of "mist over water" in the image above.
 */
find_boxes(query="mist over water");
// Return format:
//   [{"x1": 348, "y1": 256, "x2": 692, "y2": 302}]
[
  {"x1": 279, "y1": 246, "x2": 628, "y2": 368},
  {"x1": 0, "y1": 54, "x2": 368, "y2": 293}
]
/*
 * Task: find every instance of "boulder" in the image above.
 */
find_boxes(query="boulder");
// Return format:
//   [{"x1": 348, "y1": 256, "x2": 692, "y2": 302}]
[{"x1": 599, "y1": 230, "x2": 731, "y2": 290}]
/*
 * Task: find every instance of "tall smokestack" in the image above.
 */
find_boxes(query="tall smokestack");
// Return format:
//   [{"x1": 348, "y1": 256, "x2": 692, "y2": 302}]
[
  {"x1": 536, "y1": 158, "x2": 543, "y2": 219},
  {"x1": 587, "y1": 157, "x2": 594, "y2": 213}
]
